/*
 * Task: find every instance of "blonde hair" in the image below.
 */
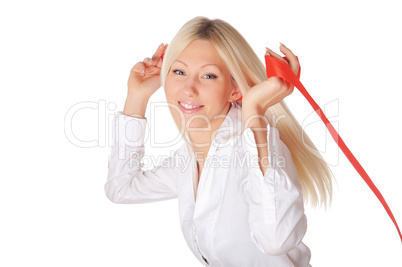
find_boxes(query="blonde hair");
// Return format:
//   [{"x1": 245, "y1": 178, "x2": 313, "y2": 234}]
[{"x1": 161, "y1": 16, "x2": 334, "y2": 209}]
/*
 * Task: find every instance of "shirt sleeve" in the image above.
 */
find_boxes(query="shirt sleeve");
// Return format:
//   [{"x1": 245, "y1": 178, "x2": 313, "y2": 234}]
[
  {"x1": 105, "y1": 111, "x2": 178, "y2": 204},
  {"x1": 238, "y1": 125, "x2": 307, "y2": 256}
]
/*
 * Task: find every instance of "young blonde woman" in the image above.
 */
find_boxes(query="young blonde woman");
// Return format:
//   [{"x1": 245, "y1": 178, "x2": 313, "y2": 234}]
[{"x1": 106, "y1": 16, "x2": 334, "y2": 266}]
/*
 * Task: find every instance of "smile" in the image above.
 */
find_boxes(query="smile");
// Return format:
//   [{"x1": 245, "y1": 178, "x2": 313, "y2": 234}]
[{"x1": 178, "y1": 101, "x2": 204, "y2": 114}]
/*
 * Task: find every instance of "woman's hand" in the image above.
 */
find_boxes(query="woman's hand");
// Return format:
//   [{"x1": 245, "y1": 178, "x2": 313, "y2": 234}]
[
  {"x1": 127, "y1": 43, "x2": 168, "y2": 98},
  {"x1": 123, "y1": 43, "x2": 167, "y2": 118},
  {"x1": 242, "y1": 44, "x2": 299, "y2": 129}
]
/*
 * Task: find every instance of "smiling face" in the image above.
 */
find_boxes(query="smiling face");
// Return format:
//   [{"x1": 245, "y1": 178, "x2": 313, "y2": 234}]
[{"x1": 165, "y1": 39, "x2": 240, "y2": 134}]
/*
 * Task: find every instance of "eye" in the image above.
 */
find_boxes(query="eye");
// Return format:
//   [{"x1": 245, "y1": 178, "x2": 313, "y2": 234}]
[
  {"x1": 203, "y1": 74, "x2": 217, "y2": 79},
  {"x1": 173, "y1": 69, "x2": 185, "y2": 75}
]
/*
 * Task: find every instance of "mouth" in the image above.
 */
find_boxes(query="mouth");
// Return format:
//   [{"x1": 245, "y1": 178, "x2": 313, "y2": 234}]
[{"x1": 177, "y1": 101, "x2": 204, "y2": 114}]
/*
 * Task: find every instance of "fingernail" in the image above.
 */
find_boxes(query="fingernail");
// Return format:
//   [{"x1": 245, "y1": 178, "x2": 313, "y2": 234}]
[
  {"x1": 265, "y1": 47, "x2": 271, "y2": 55},
  {"x1": 142, "y1": 69, "x2": 146, "y2": 75},
  {"x1": 279, "y1": 42, "x2": 285, "y2": 47}
]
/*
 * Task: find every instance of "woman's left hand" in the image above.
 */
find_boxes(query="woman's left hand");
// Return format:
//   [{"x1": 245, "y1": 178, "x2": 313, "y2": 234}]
[{"x1": 242, "y1": 44, "x2": 299, "y2": 129}]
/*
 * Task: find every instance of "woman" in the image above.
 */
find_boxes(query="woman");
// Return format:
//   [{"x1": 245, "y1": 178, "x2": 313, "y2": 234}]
[{"x1": 106, "y1": 16, "x2": 334, "y2": 266}]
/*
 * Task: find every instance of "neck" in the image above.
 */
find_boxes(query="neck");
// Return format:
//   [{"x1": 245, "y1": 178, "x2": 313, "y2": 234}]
[{"x1": 187, "y1": 103, "x2": 231, "y2": 157}]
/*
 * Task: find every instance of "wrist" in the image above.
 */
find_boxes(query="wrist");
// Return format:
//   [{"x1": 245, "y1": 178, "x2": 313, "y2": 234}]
[
  {"x1": 241, "y1": 103, "x2": 268, "y2": 130},
  {"x1": 127, "y1": 91, "x2": 151, "y2": 101},
  {"x1": 123, "y1": 93, "x2": 150, "y2": 118}
]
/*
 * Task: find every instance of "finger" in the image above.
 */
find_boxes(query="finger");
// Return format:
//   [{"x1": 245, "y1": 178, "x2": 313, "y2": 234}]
[
  {"x1": 144, "y1": 65, "x2": 161, "y2": 76},
  {"x1": 143, "y1": 57, "x2": 153, "y2": 66},
  {"x1": 279, "y1": 44, "x2": 300, "y2": 76},
  {"x1": 266, "y1": 47, "x2": 288, "y2": 63},
  {"x1": 151, "y1": 43, "x2": 166, "y2": 66},
  {"x1": 156, "y1": 44, "x2": 168, "y2": 68},
  {"x1": 131, "y1": 61, "x2": 147, "y2": 76},
  {"x1": 161, "y1": 44, "x2": 168, "y2": 60}
]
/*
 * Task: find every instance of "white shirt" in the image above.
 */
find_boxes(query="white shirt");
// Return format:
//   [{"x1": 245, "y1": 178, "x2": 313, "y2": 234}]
[{"x1": 105, "y1": 104, "x2": 312, "y2": 267}]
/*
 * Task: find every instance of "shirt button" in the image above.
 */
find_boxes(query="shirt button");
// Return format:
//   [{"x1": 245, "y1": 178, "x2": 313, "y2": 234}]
[{"x1": 202, "y1": 255, "x2": 209, "y2": 265}]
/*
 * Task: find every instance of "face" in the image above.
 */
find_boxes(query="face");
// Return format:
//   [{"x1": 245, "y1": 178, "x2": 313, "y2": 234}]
[{"x1": 165, "y1": 39, "x2": 240, "y2": 133}]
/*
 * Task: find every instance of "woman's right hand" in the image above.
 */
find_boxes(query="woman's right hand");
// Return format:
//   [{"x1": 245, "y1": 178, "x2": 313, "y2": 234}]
[{"x1": 127, "y1": 43, "x2": 168, "y2": 98}]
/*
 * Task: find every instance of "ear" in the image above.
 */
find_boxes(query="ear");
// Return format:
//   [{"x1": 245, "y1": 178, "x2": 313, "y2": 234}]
[{"x1": 229, "y1": 78, "x2": 242, "y2": 102}]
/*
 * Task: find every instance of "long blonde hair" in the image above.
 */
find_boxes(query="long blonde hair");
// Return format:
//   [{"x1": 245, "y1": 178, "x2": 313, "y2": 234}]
[{"x1": 161, "y1": 16, "x2": 334, "y2": 209}]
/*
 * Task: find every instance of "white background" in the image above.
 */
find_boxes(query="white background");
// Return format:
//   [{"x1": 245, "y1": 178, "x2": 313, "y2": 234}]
[{"x1": 1, "y1": 0, "x2": 401, "y2": 266}]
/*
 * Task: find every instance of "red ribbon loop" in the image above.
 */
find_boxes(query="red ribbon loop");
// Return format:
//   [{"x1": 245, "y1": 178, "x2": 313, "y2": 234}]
[{"x1": 264, "y1": 54, "x2": 402, "y2": 242}]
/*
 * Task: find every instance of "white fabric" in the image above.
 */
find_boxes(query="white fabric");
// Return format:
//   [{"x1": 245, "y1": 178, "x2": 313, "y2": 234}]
[{"x1": 105, "y1": 104, "x2": 312, "y2": 267}]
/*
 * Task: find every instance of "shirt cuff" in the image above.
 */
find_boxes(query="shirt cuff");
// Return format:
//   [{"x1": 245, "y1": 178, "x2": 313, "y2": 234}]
[{"x1": 113, "y1": 111, "x2": 148, "y2": 148}]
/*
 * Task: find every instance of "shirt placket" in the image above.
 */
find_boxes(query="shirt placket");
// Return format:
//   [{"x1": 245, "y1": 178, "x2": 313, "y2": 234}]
[{"x1": 192, "y1": 225, "x2": 209, "y2": 266}]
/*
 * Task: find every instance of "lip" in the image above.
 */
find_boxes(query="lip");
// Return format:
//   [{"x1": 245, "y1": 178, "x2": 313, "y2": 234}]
[
  {"x1": 177, "y1": 100, "x2": 204, "y2": 114},
  {"x1": 178, "y1": 99, "x2": 203, "y2": 106}
]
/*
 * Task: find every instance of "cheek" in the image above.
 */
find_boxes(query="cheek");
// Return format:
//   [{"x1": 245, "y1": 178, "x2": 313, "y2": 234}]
[
  {"x1": 164, "y1": 80, "x2": 180, "y2": 102},
  {"x1": 211, "y1": 82, "x2": 230, "y2": 101}
]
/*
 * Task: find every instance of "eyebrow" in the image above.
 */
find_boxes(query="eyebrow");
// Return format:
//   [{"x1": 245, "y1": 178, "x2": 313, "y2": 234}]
[{"x1": 173, "y1": 60, "x2": 221, "y2": 70}]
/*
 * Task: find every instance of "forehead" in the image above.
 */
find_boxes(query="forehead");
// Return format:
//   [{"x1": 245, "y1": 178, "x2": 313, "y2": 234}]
[{"x1": 175, "y1": 39, "x2": 226, "y2": 69}]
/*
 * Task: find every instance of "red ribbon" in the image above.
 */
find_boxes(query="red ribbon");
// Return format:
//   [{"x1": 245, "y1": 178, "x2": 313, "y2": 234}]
[{"x1": 264, "y1": 53, "x2": 402, "y2": 242}]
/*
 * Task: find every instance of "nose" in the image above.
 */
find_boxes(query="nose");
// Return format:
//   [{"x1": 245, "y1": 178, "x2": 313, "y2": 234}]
[{"x1": 183, "y1": 76, "x2": 199, "y2": 98}]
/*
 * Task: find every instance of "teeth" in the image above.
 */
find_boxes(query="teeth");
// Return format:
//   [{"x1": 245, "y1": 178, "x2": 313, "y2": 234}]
[{"x1": 180, "y1": 102, "x2": 201, "y2": 109}]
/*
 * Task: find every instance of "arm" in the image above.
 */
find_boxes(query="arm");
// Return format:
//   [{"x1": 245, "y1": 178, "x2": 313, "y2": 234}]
[
  {"x1": 106, "y1": 43, "x2": 175, "y2": 204},
  {"x1": 238, "y1": 44, "x2": 305, "y2": 255},
  {"x1": 238, "y1": 123, "x2": 307, "y2": 256},
  {"x1": 105, "y1": 111, "x2": 178, "y2": 204}
]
